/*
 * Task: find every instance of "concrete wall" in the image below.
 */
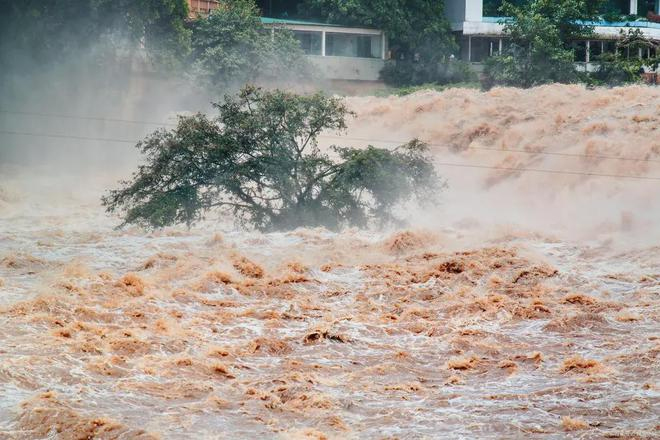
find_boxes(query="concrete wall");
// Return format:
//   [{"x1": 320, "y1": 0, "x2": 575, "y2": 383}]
[
  {"x1": 461, "y1": 20, "x2": 660, "y2": 40},
  {"x1": 465, "y1": 0, "x2": 483, "y2": 22},
  {"x1": 445, "y1": 0, "x2": 467, "y2": 26},
  {"x1": 307, "y1": 55, "x2": 385, "y2": 81},
  {"x1": 445, "y1": 0, "x2": 484, "y2": 30}
]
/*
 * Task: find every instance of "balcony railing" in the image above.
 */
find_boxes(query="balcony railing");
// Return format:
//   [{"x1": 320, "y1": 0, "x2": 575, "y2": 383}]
[{"x1": 482, "y1": 16, "x2": 660, "y2": 29}]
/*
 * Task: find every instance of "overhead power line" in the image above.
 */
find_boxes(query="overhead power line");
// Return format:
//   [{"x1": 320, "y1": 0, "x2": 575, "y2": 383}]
[
  {"x1": 321, "y1": 134, "x2": 660, "y2": 164},
  {"x1": 3, "y1": 108, "x2": 660, "y2": 163},
  {"x1": 2, "y1": 108, "x2": 659, "y2": 164},
  {"x1": 0, "y1": 129, "x2": 136, "y2": 144},
  {"x1": 1, "y1": 128, "x2": 659, "y2": 181},
  {"x1": 0, "y1": 109, "x2": 177, "y2": 127},
  {"x1": 433, "y1": 162, "x2": 660, "y2": 181}
]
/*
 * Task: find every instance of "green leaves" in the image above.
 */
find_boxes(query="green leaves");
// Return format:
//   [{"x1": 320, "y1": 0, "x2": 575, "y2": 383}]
[
  {"x1": 103, "y1": 86, "x2": 441, "y2": 231},
  {"x1": 484, "y1": 0, "x2": 597, "y2": 88},
  {"x1": 591, "y1": 29, "x2": 660, "y2": 85},
  {"x1": 0, "y1": 0, "x2": 191, "y2": 70},
  {"x1": 298, "y1": 0, "x2": 457, "y2": 86},
  {"x1": 189, "y1": 0, "x2": 312, "y2": 89}
]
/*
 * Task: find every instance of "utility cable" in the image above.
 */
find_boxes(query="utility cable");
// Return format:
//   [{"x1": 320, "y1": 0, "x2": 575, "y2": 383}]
[
  {"x1": 2, "y1": 129, "x2": 659, "y2": 181},
  {"x1": 2, "y1": 109, "x2": 659, "y2": 164}
]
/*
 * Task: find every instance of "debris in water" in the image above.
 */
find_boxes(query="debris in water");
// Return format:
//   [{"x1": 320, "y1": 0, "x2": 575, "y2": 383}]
[
  {"x1": 447, "y1": 355, "x2": 479, "y2": 370},
  {"x1": 560, "y1": 356, "x2": 605, "y2": 375},
  {"x1": 117, "y1": 273, "x2": 145, "y2": 296},
  {"x1": 561, "y1": 416, "x2": 589, "y2": 431},
  {"x1": 232, "y1": 255, "x2": 265, "y2": 278}
]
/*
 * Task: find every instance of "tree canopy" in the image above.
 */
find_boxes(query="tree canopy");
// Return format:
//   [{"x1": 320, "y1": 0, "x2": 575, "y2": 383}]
[
  {"x1": 103, "y1": 86, "x2": 441, "y2": 231},
  {"x1": 298, "y1": 0, "x2": 459, "y2": 85},
  {"x1": 0, "y1": 0, "x2": 191, "y2": 71},
  {"x1": 189, "y1": 0, "x2": 312, "y2": 89},
  {"x1": 592, "y1": 29, "x2": 660, "y2": 85},
  {"x1": 484, "y1": 0, "x2": 600, "y2": 88}
]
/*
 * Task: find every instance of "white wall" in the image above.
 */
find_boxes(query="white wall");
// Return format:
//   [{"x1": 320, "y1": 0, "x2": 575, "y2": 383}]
[
  {"x1": 465, "y1": 0, "x2": 483, "y2": 22},
  {"x1": 307, "y1": 56, "x2": 385, "y2": 81},
  {"x1": 444, "y1": 0, "x2": 467, "y2": 25},
  {"x1": 444, "y1": 0, "x2": 484, "y2": 30}
]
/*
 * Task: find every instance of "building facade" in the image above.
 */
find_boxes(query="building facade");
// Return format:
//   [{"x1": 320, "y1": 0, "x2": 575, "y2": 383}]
[
  {"x1": 185, "y1": 0, "x2": 388, "y2": 82},
  {"x1": 261, "y1": 18, "x2": 388, "y2": 81},
  {"x1": 445, "y1": 0, "x2": 660, "y2": 67},
  {"x1": 187, "y1": 0, "x2": 222, "y2": 16}
]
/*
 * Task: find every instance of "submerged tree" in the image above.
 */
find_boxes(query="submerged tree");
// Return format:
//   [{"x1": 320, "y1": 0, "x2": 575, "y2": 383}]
[{"x1": 103, "y1": 86, "x2": 441, "y2": 231}]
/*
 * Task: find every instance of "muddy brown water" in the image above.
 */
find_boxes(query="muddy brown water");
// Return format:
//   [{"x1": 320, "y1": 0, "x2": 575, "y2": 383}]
[{"x1": 0, "y1": 84, "x2": 659, "y2": 439}]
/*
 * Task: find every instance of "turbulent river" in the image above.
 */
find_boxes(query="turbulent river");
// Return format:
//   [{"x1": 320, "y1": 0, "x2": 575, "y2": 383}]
[{"x1": 0, "y1": 84, "x2": 658, "y2": 439}]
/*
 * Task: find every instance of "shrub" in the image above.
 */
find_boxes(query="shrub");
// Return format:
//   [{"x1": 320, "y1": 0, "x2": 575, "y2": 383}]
[{"x1": 381, "y1": 59, "x2": 477, "y2": 87}]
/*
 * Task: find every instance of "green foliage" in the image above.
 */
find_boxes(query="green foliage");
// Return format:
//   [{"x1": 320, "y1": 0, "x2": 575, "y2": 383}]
[
  {"x1": 0, "y1": 0, "x2": 191, "y2": 70},
  {"x1": 298, "y1": 0, "x2": 458, "y2": 86},
  {"x1": 189, "y1": 0, "x2": 313, "y2": 89},
  {"x1": 591, "y1": 29, "x2": 660, "y2": 85},
  {"x1": 374, "y1": 82, "x2": 481, "y2": 97},
  {"x1": 380, "y1": 58, "x2": 477, "y2": 86},
  {"x1": 483, "y1": 0, "x2": 599, "y2": 88},
  {"x1": 103, "y1": 86, "x2": 442, "y2": 231},
  {"x1": 483, "y1": 0, "x2": 528, "y2": 16},
  {"x1": 600, "y1": 0, "x2": 645, "y2": 20}
]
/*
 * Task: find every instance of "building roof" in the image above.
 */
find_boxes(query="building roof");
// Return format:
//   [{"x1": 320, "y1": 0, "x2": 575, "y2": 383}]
[
  {"x1": 260, "y1": 17, "x2": 378, "y2": 31},
  {"x1": 260, "y1": 17, "x2": 341, "y2": 26},
  {"x1": 483, "y1": 16, "x2": 660, "y2": 30}
]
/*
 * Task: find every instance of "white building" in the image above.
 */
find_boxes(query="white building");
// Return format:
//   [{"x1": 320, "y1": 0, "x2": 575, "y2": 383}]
[
  {"x1": 185, "y1": 1, "x2": 389, "y2": 83},
  {"x1": 261, "y1": 18, "x2": 388, "y2": 82},
  {"x1": 445, "y1": 0, "x2": 660, "y2": 65}
]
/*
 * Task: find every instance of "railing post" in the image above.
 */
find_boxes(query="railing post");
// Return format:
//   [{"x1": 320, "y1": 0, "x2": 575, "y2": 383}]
[
  {"x1": 468, "y1": 35, "x2": 472, "y2": 62},
  {"x1": 629, "y1": 0, "x2": 638, "y2": 15},
  {"x1": 586, "y1": 40, "x2": 590, "y2": 63},
  {"x1": 321, "y1": 31, "x2": 326, "y2": 56}
]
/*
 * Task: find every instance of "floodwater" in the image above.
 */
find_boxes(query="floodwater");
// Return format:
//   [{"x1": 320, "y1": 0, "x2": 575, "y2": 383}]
[{"x1": 0, "y1": 84, "x2": 659, "y2": 439}]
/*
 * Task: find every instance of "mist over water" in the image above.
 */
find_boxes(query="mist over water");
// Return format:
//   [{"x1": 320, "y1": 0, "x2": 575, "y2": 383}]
[
  {"x1": 342, "y1": 84, "x2": 660, "y2": 242},
  {"x1": 1, "y1": 82, "x2": 659, "y2": 439},
  {"x1": 4, "y1": 82, "x2": 660, "y2": 240}
]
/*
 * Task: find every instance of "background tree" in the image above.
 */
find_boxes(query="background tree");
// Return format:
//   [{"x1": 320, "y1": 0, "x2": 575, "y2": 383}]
[
  {"x1": 483, "y1": 0, "x2": 601, "y2": 88},
  {"x1": 483, "y1": 0, "x2": 527, "y2": 16},
  {"x1": 592, "y1": 29, "x2": 660, "y2": 85},
  {"x1": 103, "y1": 86, "x2": 441, "y2": 231},
  {"x1": 189, "y1": 0, "x2": 313, "y2": 90},
  {"x1": 0, "y1": 0, "x2": 191, "y2": 72},
  {"x1": 298, "y1": 0, "x2": 461, "y2": 86}
]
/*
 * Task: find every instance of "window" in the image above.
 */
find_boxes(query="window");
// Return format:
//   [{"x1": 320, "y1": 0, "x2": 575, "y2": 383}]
[
  {"x1": 644, "y1": 0, "x2": 658, "y2": 14},
  {"x1": 605, "y1": 0, "x2": 632, "y2": 14},
  {"x1": 293, "y1": 31, "x2": 322, "y2": 55},
  {"x1": 589, "y1": 41, "x2": 603, "y2": 60},
  {"x1": 469, "y1": 37, "x2": 502, "y2": 62},
  {"x1": 603, "y1": 41, "x2": 617, "y2": 54},
  {"x1": 573, "y1": 41, "x2": 587, "y2": 62},
  {"x1": 326, "y1": 33, "x2": 382, "y2": 58}
]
